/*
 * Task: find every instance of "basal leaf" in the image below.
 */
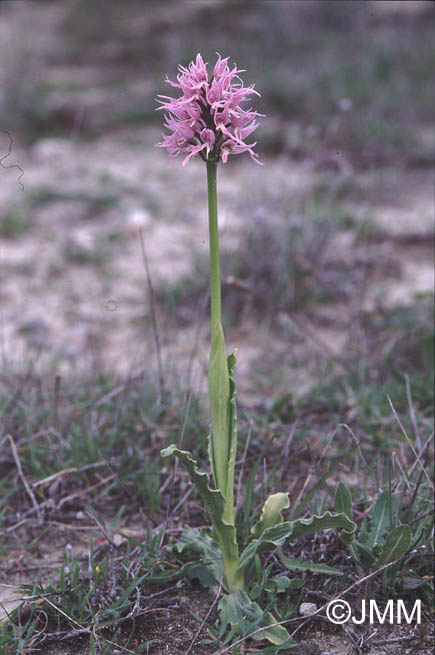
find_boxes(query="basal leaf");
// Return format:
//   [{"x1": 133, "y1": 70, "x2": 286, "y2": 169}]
[
  {"x1": 354, "y1": 542, "x2": 377, "y2": 568},
  {"x1": 278, "y1": 551, "x2": 344, "y2": 576},
  {"x1": 366, "y1": 490, "x2": 391, "y2": 548},
  {"x1": 174, "y1": 525, "x2": 219, "y2": 556},
  {"x1": 264, "y1": 576, "x2": 305, "y2": 592},
  {"x1": 218, "y1": 589, "x2": 290, "y2": 645},
  {"x1": 183, "y1": 561, "x2": 220, "y2": 588},
  {"x1": 334, "y1": 482, "x2": 356, "y2": 544},
  {"x1": 259, "y1": 644, "x2": 298, "y2": 653},
  {"x1": 334, "y1": 482, "x2": 353, "y2": 519},
  {"x1": 375, "y1": 525, "x2": 411, "y2": 567},
  {"x1": 238, "y1": 512, "x2": 356, "y2": 571},
  {"x1": 238, "y1": 522, "x2": 294, "y2": 570},
  {"x1": 174, "y1": 526, "x2": 223, "y2": 585}
]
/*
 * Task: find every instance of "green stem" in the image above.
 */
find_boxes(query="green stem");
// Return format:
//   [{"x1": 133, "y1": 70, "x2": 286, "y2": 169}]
[
  {"x1": 206, "y1": 160, "x2": 233, "y2": 524},
  {"x1": 206, "y1": 160, "x2": 241, "y2": 590},
  {"x1": 207, "y1": 160, "x2": 221, "y2": 330}
]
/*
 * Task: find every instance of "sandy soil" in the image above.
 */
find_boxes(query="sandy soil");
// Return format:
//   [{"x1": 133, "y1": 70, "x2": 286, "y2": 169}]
[{"x1": 1, "y1": 135, "x2": 433, "y2": 393}]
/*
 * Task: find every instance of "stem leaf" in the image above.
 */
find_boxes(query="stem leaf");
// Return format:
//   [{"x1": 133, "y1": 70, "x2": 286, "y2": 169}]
[{"x1": 207, "y1": 347, "x2": 238, "y2": 527}]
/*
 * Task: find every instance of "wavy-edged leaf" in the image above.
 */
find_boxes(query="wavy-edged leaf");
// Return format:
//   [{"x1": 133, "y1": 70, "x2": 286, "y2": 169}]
[
  {"x1": 375, "y1": 525, "x2": 411, "y2": 567},
  {"x1": 278, "y1": 551, "x2": 344, "y2": 576},
  {"x1": 290, "y1": 511, "x2": 356, "y2": 541},
  {"x1": 218, "y1": 589, "x2": 290, "y2": 645},
  {"x1": 238, "y1": 512, "x2": 356, "y2": 571},
  {"x1": 160, "y1": 445, "x2": 242, "y2": 590},
  {"x1": 251, "y1": 492, "x2": 290, "y2": 538}
]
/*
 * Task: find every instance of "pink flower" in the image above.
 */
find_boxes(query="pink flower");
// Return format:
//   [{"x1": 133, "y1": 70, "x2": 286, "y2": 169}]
[{"x1": 156, "y1": 53, "x2": 264, "y2": 166}]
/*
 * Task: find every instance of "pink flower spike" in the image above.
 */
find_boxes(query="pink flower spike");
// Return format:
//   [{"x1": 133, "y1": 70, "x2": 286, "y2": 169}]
[{"x1": 155, "y1": 54, "x2": 264, "y2": 165}]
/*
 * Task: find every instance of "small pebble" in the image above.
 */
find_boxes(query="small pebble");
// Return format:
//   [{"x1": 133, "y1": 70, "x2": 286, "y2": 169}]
[
  {"x1": 299, "y1": 602, "x2": 317, "y2": 616},
  {"x1": 113, "y1": 533, "x2": 124, "y2": 546},
  {"x1": 339, "y1": 97, "x2": 353, "y2": 112}
]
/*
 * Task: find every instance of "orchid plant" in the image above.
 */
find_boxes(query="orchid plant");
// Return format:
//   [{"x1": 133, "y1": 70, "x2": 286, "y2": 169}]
[{"x1": 157, "y1": 54, "x2": 356, "y2": 646}]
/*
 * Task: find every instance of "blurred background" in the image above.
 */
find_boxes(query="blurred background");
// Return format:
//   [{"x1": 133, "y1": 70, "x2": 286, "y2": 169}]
[
  {"x1": 0, "y1": 0, "x2": 433, "y2": 402},
  {"x1": 0, "y1": 3, "x2": 434, "y2": 640}
]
